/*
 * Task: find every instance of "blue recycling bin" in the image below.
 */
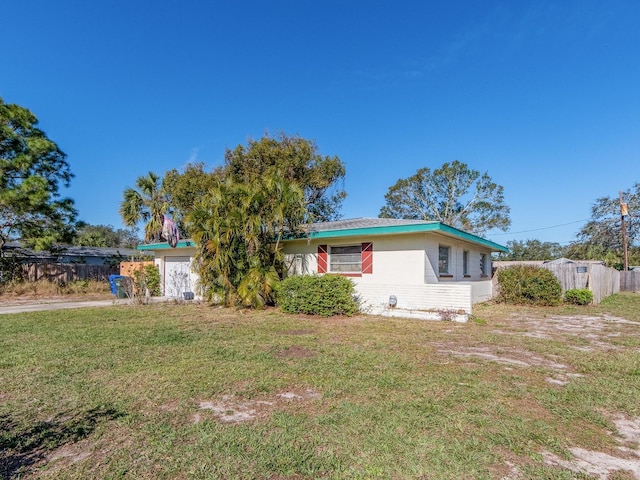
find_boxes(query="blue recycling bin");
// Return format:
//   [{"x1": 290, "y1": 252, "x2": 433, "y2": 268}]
[
  {"x1": 109, "y1": 275, "x2": 129, "y2": 298},
  {"x1": 108, "y1": 275, "x2": 121, "y2": 295}
]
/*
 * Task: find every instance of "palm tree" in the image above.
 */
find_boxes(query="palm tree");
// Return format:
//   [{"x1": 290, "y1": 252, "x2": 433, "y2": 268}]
[
  {"x1": 187, "y1": 171, "x2": 306, "y2": 307},
  {"x1": 119, "y1": 171, "x2": 169, "y2": 243}
]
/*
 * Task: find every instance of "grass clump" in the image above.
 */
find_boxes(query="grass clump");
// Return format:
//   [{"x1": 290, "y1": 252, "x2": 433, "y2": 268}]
[
  {"x1": 497, "y1": 265, "x2": 562, "y2": 306},
  {"x1": 564, "y1": 288, "x2": 593, "y2": 306},
  {"x1": 277, "y1": 274, "x2": 360, "y2": 316}
]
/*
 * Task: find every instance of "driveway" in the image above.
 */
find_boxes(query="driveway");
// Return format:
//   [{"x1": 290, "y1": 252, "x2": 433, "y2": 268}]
[{"x1": 0, "y1": 296, "x2": 172, "y2": 314}]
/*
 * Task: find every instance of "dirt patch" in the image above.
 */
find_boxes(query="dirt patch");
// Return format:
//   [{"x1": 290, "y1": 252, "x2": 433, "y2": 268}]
[
  {"x1": 542, "y1": 416, "x2": 640, "y2": 479},
  {"x1": 195, "y1": 389, "x2": 321, "y2": 424}
]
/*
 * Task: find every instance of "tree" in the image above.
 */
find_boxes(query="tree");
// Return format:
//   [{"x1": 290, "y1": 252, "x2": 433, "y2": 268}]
[
  {"x1": 379, "y1": 160, "x2": 510, "y2": 235},
  {"x1": 73, "y1": 223, "x2": 140, "y2": 248},
  {"x1": 567, "y1": 184, "x2": 640, "y2": 268},
  {"x1": 187, "y1": 171, "x2": 306, "y2": 308},
  {"x1": 162, "y1": 162, "x2": 219, "y2": 237},
  {"x1": 495, "y1": 239, "x2": 566, "y2": 261},
  {"x1": 0, "y1": 98, "x2": 77, "y2": 253},
  {"x1": 119, "y1": 171, "x2": 170, "y2": 243},
  {"x1": 223, "y1": 132, "x2": 347, "y2": 222}
]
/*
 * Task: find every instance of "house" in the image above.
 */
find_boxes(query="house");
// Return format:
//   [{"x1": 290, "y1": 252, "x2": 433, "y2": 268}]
[{"x1": 137, "y1": 218, "x2": 508, "y2": 321}]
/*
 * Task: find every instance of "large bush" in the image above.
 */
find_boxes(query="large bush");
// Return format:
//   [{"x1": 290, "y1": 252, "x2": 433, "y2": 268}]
[
  {"x1": 564, "y1": 288, "x2": 593, "y2": 305},
  {"x1": 277, "y1": 274, "x2": 360, "y2": 317},
  {"x1": 496, "y1": 265, "x2": 562, "y2": 306}
]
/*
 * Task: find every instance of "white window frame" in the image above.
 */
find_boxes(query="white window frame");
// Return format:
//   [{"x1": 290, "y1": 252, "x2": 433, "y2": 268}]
[{"x1": 438, "y1": 245, "x2": 451, "y2": 275}]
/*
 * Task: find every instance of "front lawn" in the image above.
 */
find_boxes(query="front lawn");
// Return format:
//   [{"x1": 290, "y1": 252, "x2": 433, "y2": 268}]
[{"x1": 1, "y1": 294, "x2": 640, "y2": 479}]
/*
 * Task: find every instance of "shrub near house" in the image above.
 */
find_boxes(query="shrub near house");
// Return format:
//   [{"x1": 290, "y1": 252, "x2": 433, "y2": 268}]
[
  {"x1": 496, "y1": 265, "x2": 562, "y2": 306},
  {"x1": 277, "y1": 275, "x2": 360, "y2": 317}
]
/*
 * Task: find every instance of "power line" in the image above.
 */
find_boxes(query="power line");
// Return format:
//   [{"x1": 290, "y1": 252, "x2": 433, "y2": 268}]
[{"x1": 490, "y1": 219, "x2": 590, "y2": 236}]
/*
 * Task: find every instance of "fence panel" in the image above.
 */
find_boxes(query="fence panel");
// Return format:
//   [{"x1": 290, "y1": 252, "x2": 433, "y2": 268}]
[
  {"x1": 621, "y1": 271, "x2": 640, "y2": 292},
  {"x1": 539, "y1": 263, "x2": 619, "y2": 305},
  {"x1": 589, "y1": 264, "x2": 620, "y2": 304},
  {"x1": 541, "y1": 264, "x2": 589, "y2": 291},
  {"x1": 21, "y1": 263, "x2": 117, "y2": 283}
]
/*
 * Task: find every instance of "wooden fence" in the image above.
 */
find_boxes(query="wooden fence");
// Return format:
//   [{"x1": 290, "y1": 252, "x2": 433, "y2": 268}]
[
  {"x1": 539, "y1": 263, "x2": 619, "y2": 305},
  {"x1": 21, "y1": 263, "x2": 118, "y2": 283},
  {"x1": 621, "y1": 271, "x2": 640, "y2": 292},
  {"x1": 493, "y1": 261, "x2": 622, "y2": 305}
]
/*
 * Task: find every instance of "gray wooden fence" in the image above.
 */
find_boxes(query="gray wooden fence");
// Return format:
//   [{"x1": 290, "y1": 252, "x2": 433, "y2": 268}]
[
  {"x1": 21, "y1": 263, "x2": 118, "y2": 283},
  {"x1": 493, "y1": 261, "x2": 622, "y2": 305},
  {"x1": 621, "y1": 271, "x2": 640, "y2": 292},
  {"x1": 540, "y1": 263, "x2": 619, "y2": 305}
]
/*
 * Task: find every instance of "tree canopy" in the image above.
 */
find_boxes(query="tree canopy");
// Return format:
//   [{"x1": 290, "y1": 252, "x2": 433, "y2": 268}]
[
  {"x1": 162, "y1": 162, "x2": 219, "y2": 237},
  {"x1": 566, "y1": 184, "x2": 640, "y2": 268},
  {"x1": 73, "y1": 223, "x2": 140, "y2": 248},
  {"x1": 495, "y1": 239, "x2": 566, "y2": 261},
  {"x1": 223, "y1": 132, "x2": 346, "y2": 222},
  {"x1": 0, "y1": 98, "x2": 77, "y2": 252},
  {"x1": 379, "y1": 160, "x2": 510, "y2": 236}
]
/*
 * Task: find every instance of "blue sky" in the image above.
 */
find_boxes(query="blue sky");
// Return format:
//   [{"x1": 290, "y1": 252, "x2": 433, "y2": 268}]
[{"x1": 3, "y1": 0, "x2": 639, "y2": 246}]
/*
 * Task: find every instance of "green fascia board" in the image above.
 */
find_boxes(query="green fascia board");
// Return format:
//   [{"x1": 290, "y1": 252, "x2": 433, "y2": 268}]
[
  {"x1": 137, "y1": 240, "x2": 195, "y2": 250},
  {"x1": 136, "y1": 224, "x2": 509, "y2": 253},
  {"x1": 286, "y1": 222, "x2": 509, "y2": 253}
]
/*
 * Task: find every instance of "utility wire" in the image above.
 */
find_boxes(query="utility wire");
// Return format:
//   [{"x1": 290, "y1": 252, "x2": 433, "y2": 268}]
[{"x1": 490, "y1": 219, "x2": 590, "y2": 236}]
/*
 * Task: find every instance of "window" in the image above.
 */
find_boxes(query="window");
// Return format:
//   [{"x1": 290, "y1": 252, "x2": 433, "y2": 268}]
[
  {"x1": 318, "y1": 243, "x2": 373, "y2": 275},
  {"x1": 480, "y1": 253, "x2": 488, "y2": 276},
  {"x1": 330, "y1": 245, "x2": 362, "y2": 273},
  {"x1": 463, "y1": 250, "x2": 469, "y2": 276},
  {"x1": 438, "y1": 245, "x2": 450, "y2": 274}
]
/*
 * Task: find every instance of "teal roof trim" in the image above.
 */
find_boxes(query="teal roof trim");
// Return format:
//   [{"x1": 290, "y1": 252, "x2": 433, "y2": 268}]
[
  {"x1": 288, "y1": 222, "x2": 509, "y2": 252},
  {"x1": 135, "y1": 224, "x2": 509, "y2": 253},
  {"x1": 137, "y1": 240, "x2": 195, "y2": 250}
]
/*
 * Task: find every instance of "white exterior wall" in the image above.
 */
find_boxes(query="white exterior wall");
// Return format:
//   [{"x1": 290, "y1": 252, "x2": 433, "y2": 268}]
[
  {"x1": 354, "y1": 282, "x2": 472, "y2": 315},
  {"x1": 284, "y1": 232, "x2": 497, "y2": 321},
  {"x1": 151, "y1": 247, "x2": 200, "y2": 299}
]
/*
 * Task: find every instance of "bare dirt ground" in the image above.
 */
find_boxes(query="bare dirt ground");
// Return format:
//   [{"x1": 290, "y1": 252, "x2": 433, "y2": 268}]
[{"x1": 453, "y1": 312, "x2": 640, "y2": 479}]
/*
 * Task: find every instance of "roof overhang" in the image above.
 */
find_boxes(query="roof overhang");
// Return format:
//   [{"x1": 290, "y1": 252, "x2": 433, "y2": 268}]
[{"x1": 285, "y1": 222, "x2": 509, "y2": 253}]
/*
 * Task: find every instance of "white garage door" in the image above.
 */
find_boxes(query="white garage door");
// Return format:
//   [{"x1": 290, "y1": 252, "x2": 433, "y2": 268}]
[{"x1": 165, "y1": 256, "x2": 192, "y2": 297}]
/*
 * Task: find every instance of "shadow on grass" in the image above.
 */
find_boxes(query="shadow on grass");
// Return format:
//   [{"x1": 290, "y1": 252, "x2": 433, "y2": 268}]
[{"x1": 0, "y1": 406, "x2": 125, "y2": 479}]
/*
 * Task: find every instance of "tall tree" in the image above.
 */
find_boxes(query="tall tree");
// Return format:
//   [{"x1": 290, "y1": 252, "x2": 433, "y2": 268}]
[
  {"x1": 567, "y1": 184, "x2": 640, "y2": 268},
  {"x1": 187, "y1": 171, "x2": 306, "y2": 308},
  {"x1": 223, "y1": 132, "x2": 346, "y2": 222},
  {"x1": 0, "y1": 98, "x2": 77, "y2": 253},
  {"x1": 379, "y1": 160, "x2": 510, "y2": 235},
  {"x1": 119, "y1": 171, "x2": 169, "y2": 243}
]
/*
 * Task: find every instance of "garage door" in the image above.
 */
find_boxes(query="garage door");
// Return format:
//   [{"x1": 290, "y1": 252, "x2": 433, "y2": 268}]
[{"x1": 165, "y1": 256, "x2": 192, "y2": 297}]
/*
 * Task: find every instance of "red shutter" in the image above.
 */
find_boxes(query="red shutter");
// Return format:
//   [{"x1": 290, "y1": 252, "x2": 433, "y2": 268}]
[
  {"x1": 361, "y1": 242, "x2": 373, "y2": 274},
  {"x1": 317, "y1": 245, "x2": 328, "y2": 273}
]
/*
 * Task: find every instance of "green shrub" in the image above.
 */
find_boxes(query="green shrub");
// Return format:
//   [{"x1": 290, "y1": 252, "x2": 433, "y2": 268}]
[
  {"x1": 497, "y1": 265, "x2": 562, "y2": 306},
  {"x1": 133, "y1": 264, "x2": 161, "y2": 297},
  {"x1": 277, "y1": 274, "x2": 360, "y2": 317},
  {"x1": 564, "y1": 288, "x2": 593, "y2": 305}
]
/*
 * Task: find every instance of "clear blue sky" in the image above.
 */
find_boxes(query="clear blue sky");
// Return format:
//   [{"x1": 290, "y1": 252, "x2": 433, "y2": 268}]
[{"x1": 3, "y1": 0, "x2": 639, "y2": 246}]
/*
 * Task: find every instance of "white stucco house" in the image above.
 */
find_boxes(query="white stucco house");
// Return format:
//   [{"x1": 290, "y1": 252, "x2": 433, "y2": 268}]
[{"x1": 137, "y1": 218, "x2": 508, "y2": 321}]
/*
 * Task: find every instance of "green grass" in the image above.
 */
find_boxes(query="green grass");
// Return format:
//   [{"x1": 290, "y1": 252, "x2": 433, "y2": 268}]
[{"x1": 1, "y1": 293, "x2": 640, "y2": 478}]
